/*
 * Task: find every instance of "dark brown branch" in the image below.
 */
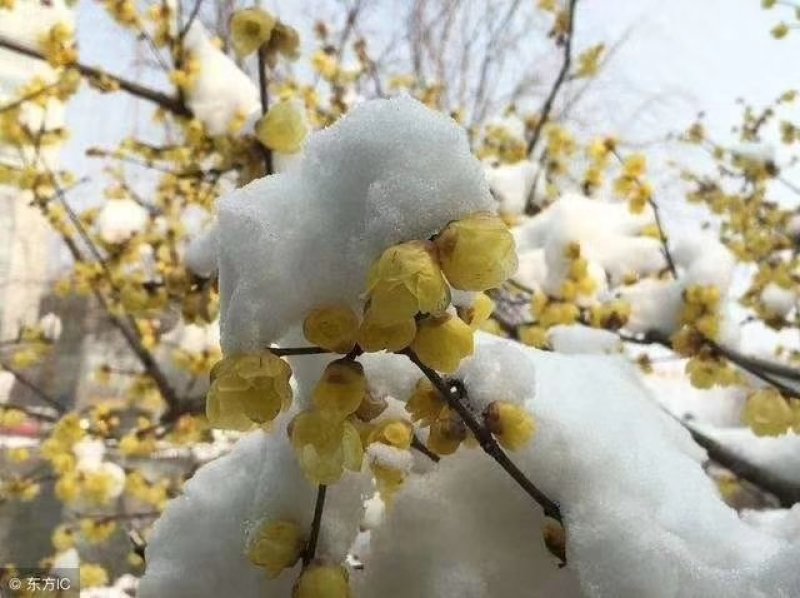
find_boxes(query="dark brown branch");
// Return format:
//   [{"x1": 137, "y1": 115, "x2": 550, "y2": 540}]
[
  {"x1": 0, "y1": 359, "x2": 65, "y2": 414},
  {"x1": 180, "y1": 0, "x2": 205, "y2": 39},
  {"x1": 611, "y1": 149, "x2": 677, "y2": 277},
  {"x1": 402, "y1": 349, "x2": 562, "y2": 523},
  {"x1": 525, "y1": 0, "x2": 579, "y2": 159},
  {"x1": 303, "y1": 484, "x2": 327, "y2": 565},
  {"x1": 0, "y1": 34, "x2": 190, "y2": 117},
  {"x1": 684, "y1": 422, "x2": 800, "y2": 508},
  {"x1": 621, "y1": 332, "x2": 800, "y2": 401},
  {"x1": 270, "y1": 346, "x2": 331, "y2": 357},
  {"x1": 257, "y1": 47, "x2": 274, "y2": 175},
  {"x1": 411, "y1": 435, "x2": 440, "y2": 462}
]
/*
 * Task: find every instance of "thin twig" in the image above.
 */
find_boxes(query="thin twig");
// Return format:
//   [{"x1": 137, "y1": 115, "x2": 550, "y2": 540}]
[
  {"x1": 0, "y1": 34, "x2": 190, "y2": 117},
  {"x1": 257, "y1": 46, "x2": 273, "y2": 175},
  {"x1": 525, "y1": 0, "x2": 579, "y2": 159},
  {"x1": 304, "y1": 484, "x2": 327, "y2": 565},
  {"x1": 411, "y1": 435, "x2": 440, "y2": 462},
  {"x1": 682, "y1": 420, "x2": 800, "y2": 508},
  {"x1": 402, "y1": 349, "x2": 562, "y2": 522},
  {"x1": 270, "y1": 346, "x2": 331, "y2": 357},
  {"x1": 0, "y1": 359, "x2": 65, "y2": 414}
]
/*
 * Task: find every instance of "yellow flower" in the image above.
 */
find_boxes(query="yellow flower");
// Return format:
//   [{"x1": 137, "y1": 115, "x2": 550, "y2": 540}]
[
  {"x1": 206, "y1": 352, "x2": 293, "y2": 430},
  {"x1": 256, "y1": 100, "x2": 309, "y2": 154},
  {"x1": 405, "y1": 378, "x2": 445, "y2": 427},
  {"x1": 458, "y1": 293, "x2": 495, "y2": 330},
  {"x1": 230, "y1": 8, "x2": 276, "y2": 57},
  {"x1": 303, "y1": 305, "x2": 360, "y2": 353},
  {"x1": 483, "y1": 401, "x2": 536, "y2": 450},
  {"x1": 743, "y1": 389, "x2": 793, "y2": 436},
  {"x1": 293, "y1": 564, "x2": 351, "y2": 598},
  {"x1": 435, "y1": 213, "x2": 518, "y2": 291},
  {"x1": 290, "y1": 411, "x2": 363, "y2": 484},
  {"x1": 52, "y1": 525, "x2": 76, "y2": 552},
  {"x1": 367, "y1": 420, "x2": 414, "y2": 450},
  {"x1": 312, "y1": 360, "x2": 367, "y2": 419},
  {"x1": 80, "y1": 564, "x2": 109, "y2": 589},
  {"x1": 427, "y1": 408, "x2": 467, "y2": 456},
  {"x1": 366, "y1": 241, "x2": 450, "y2": 325},
  {"x1": 248, "y1": 519, "x2": 305, "y2": 578},
  {"x1": 411, "y1": 314, "x2": 474, "y2": 373},
  {"x1": 356, "y1": 310, "x2": 416, "y2": 353}
]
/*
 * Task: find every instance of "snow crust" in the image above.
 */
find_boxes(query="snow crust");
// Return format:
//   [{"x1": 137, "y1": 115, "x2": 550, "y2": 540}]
[
  {"x1": 183, "y1": 24, "x2": 260, "y2": 136},
  {"x1": 142, "y1": 334, "x2": 800, "y2": 598},
  {"x1": 216, "y1": 97, "x2": 493, "y2": 353}
]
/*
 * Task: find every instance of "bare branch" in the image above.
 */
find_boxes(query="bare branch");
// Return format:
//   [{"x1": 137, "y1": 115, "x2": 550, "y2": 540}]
[{"x1": 0, "y1": 34, "x2": 190, "y2": 117}]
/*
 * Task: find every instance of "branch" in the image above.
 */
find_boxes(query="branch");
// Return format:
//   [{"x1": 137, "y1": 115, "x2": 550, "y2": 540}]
[
  {"x1": 402, "y1": 349, "x2": 562, "y2": 523},
  {"x1": 0, "y1": 358, "x2": 65, "y2": 414},
  {"x1": 0, "y1": 34, "x2": 190, "y2": 117},
  {"x1": 525, "y1": 0, "x2": 579, "y2": 158},
  {"x1": 683, "y1": 421, "x2": 800, "y2": 508},
  {"x1": 257, "y1": 47, "x2": 274, "y2": 175},
  {"x1": 303, "y1": 484, "x2": 327, "y2": 565},
  {"x1": 621, "y1": 332, "x2": 800, "y2": 401}
]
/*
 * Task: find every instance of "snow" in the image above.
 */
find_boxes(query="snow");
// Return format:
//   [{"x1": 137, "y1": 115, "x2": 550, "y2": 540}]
[
  {"x1": 513, "y1": 194, "x2": 665, "y2": 301},
  {"x1": 185, "y1": 225, "x2": 219, "y2": 278},
  {"x1": 761, "y1": 282, "x2": 796, "y2": 318},
  {"x1": 693, "y1": 423, "x2": 800, "y2": 486},
  {"x1": 39, "y1": 312, "x2": 63, "y2": 341},
  {"x1": 216, "y1": 97, "x2": 493, "y2": 353},
  {"x1": 140, "y1": 431, "x2": 369, "y2": 598},
  {"x1": 96, "y1": 198, "x2": 148, "y2": 244},
  {"x1": 140, "y1": 95, "x2": 800, "y2": 597},
  {"x1": 182, "y1": 24, "x2": 260, "y2": 136},
  {"x1": 548, "y1": 324, "x2": 622, "y2": 354},
  {"x1": 485, "y1": 160, "x2": 537, "y2": 217},
  {"x1": 143, "y1": 334, "x2": 800, "y2": 597}
]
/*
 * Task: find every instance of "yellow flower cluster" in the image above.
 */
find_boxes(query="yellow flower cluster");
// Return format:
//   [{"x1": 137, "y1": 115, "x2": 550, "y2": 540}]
[
  {"x1": 613, "y1": 153, "x2": 653, "y2": 214},
  {"x1": 680, "y1": 285, "x2": 722, "y2": 340},
  {"x1": 206, "y1": 352, "x2": 293, "y2": 431},
  {"x1": 290, "y1": 360, "x2": 365, "y2": 484},
  {"x1": 742, "y1": 388, "x2": 800, "y2": 437},
  {"x1": 39, "y1": 23, "x2": 78, "y2": 68}
]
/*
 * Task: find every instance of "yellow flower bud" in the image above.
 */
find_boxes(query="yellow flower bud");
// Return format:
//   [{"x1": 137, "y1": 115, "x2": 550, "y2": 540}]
[
  {"x1": 313, "y1": 360, "x2": 367, "y2": 419},
  {"x1": 206, "y1": 353, "x2": 293, "y2": 430},
  {"x1": 291, "y1": 411, "x2": 363, "y2": 484},
  {"x1": 230, "y1": 8, "x2": 276, "y2": 57},
  {"x1": 427, "y1": 408, "x2": 467, "y2": 455},
  {"x1": 356, "y1": 310, "x2": 416, "y2": 352},
  {"x1": 411, "y1": 314, "x2": 474, "y2": 373},
  {"x1": 743, "y1": 389, "x2": 793, "y2": 437},
  {"x1": 303, "y1": 305, "x2": 359, "y2": 353},
  {"x1": 406, "y1": 378, "x2": 445, "y2": 427},
  {"x1": 256, "y1": 100, "x2": 308, "y2": 154},
  {"x1": 434, "y1": 213, "x2": 518, "y2": 291},
  {"x1": 293, "y1": 564, "x2": 351, "y2": 598},
  {"x1": 366, "y1": 241, "x2": 450, "y2": 325},
  {"x1": 367, "y1": 420, "x2": 414, "y2": 449},
  {"x1": 483, "y1": 401, "x2": 536, "y2": 450},
  {"x1": 458, "y1": 293, "x2": 495, "y2": 330},
  {"x1": 248, "y1": 519, "x2": 305, "y2": 578}
]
